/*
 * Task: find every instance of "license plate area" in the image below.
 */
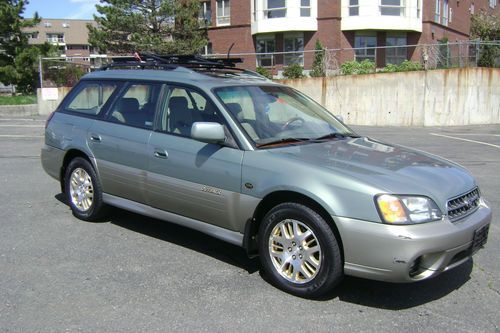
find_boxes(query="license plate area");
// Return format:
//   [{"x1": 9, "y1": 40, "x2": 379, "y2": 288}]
[{"x1": 472, "y1": 224, "x2": 489, "y2": 254}]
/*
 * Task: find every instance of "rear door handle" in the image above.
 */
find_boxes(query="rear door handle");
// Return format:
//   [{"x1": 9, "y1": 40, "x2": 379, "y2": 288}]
[
  {"x1": 154, "y1": 149, "x2": 168, "y2": 159},
  {"x1": 90, "y1": 134, "x2": 101, "y2": 142}
]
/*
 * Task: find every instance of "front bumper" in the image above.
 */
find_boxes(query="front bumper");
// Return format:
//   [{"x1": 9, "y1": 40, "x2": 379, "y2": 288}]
[{"x1": 335, "y1": 199, "x2": 492, "y2": 282}]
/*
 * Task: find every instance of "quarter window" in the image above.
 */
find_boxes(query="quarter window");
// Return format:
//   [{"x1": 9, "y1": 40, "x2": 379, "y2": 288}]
[
  {"x1": 64, "y1": 81, "x2": 118, "y2": 116},
  {"x1": 266, "y1": 0, "x2": 286, "y2": 18}
]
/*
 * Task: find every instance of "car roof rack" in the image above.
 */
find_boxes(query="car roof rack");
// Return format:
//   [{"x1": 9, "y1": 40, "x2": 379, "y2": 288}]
[{"x1": 100, "y1": 53, "x2": 267, "y2": 80}]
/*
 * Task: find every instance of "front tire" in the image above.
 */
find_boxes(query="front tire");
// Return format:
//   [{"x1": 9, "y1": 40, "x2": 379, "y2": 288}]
[
  {"x1": 64, "y1": 157, "x2": 106, "y2": 221},
  {"x1": 258, "y1": 202, "x2": 343, "y2": 298}
]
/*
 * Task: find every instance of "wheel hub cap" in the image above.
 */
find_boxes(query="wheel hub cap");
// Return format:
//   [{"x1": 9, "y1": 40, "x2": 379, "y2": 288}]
[
  {"x1": 268, "y1": 219, "x2": 322, "y2": 284},
  {"x1": 69, "y1": 168, "x2": 94, "y2": 212}
]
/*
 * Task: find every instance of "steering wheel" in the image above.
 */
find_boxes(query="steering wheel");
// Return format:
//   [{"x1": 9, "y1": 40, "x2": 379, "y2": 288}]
[{"x1": 281, "y1": 117, "x2": 305, "y2": 131}]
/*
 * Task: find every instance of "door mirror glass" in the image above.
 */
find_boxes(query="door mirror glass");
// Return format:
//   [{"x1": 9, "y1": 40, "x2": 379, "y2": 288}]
[{"x1": 191, "y1": 122, "x2": 225, "y2": 144}]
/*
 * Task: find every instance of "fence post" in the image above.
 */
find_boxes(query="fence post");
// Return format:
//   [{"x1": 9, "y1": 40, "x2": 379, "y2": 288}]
[{"x1": 38, "y1": 56, "x2": 43, "y2": 89}]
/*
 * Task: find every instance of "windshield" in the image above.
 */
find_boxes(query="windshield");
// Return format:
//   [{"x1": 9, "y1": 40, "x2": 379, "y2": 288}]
[{"x1": 214, "y1": 85, "x2": 356, "y2": 148}]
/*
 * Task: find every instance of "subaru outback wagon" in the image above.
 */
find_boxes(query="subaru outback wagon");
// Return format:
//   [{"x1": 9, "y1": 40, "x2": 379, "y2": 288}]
[{"x1": 42, "y1": 55, "x2": 491, "y2": 298}]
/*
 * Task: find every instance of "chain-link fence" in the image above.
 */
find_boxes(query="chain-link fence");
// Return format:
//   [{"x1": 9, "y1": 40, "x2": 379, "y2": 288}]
[{"x1": 40, "y1": 40, "x2": 499, "y2": 87}]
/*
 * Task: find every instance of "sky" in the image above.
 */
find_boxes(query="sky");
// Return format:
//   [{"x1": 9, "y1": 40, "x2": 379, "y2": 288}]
[{"x1": 24, "y1": 0, "x2": 99, "y2": 20}]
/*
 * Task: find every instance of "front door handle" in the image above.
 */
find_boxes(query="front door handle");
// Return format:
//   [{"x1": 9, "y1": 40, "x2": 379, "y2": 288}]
[
  {"x1": 154, "y1": 149, "x2": 168, "y2": 159},
  {"x1": 90, "y1": 134, "x2": 101, "y2": 142}
]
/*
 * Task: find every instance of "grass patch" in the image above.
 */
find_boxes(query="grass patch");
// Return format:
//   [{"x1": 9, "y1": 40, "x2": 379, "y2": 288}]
[{"x1": 0, "y1": 95, "x2": 37, "y2": 106}]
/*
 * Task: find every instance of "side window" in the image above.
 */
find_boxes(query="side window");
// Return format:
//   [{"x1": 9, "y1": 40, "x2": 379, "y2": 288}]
[
  {"x1": 64, "y1": 81, "x2": 118, "y2": 115},
  {"x1": 108, "y1": 82, "x2": 162, "y2": 129},
  {"x1": 160, "y1": 86, "x2": 223, "y2": 136}
]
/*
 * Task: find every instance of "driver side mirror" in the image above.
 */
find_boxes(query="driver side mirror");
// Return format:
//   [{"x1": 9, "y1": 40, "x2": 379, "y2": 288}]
[{"x1": 191, "y1": 122, "x2": 225, "y2": 144}]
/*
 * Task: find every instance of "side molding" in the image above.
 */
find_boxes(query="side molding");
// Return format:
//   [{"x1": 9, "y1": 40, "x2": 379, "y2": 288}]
[{"x1": 103, "y1": 193, "x2": 244, "y2": 247}]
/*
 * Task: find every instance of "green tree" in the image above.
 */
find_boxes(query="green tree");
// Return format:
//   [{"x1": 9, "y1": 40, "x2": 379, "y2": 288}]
[
  {"x1": 310, "y1": 39, "x2": 325, "y2": 77},
  {"x1": 471, "y1": 11, "x2": 499, "y2": 67},
  {"x1": 0, "y1": 0, "x2": 51, "y2": 93},
  {"x1": 88, "y1": 0, "x2": 208, "y2": 55}
]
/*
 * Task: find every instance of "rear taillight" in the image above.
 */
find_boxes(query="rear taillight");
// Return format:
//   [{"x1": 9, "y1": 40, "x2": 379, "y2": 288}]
[{"x1": 45, "y1": 112, "x2": 55, "y2": 129}]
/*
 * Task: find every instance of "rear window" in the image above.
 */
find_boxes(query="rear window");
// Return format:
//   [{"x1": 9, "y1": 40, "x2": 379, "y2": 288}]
[{"x1": 63, "y1": 81, "x2": 119, "y2": 115}]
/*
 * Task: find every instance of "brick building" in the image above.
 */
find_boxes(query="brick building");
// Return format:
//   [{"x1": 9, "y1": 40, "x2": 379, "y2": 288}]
[{"x1": 201, "y1": 0, "x2": 498, "y2": 70}]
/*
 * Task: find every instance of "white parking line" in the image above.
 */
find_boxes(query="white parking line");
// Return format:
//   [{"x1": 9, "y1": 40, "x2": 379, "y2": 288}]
[
  {"x1": 430, "y1": 133, "x2": 500, "y2": 149},
  {"x1": 0, "y1": 124, "x2": 44, "y2": 128},
  {"x1": 0, "y1": 135, "x2": 44, "y2": 138},
  {"x1": 439, "y1": 133, "x2": 500, "y2": 137}
]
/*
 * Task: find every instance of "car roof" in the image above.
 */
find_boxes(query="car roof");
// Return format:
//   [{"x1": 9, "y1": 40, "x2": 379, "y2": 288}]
[{"x1": 82, "y1": 67, "x2": 280, "y2": 89}]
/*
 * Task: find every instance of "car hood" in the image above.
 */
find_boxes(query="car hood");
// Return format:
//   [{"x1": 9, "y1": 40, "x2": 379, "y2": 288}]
[{"x1": 268, "y1": 137, "x2": 476, "y2": 207}]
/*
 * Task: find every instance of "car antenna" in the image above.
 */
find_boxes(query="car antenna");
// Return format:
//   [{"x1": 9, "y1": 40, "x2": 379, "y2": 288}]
[{"x1": 227, "y1": 43, "x2": 235, "y2": 59}]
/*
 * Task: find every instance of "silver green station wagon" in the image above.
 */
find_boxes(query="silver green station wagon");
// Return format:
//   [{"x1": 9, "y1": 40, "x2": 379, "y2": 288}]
[{"x1": 42, "y1": 55, "x2": 491, "y2": 298}]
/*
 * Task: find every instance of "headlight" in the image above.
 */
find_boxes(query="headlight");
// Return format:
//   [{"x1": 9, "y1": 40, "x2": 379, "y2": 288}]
[{"x1": 376, "y1": 194, "x2": 442, "y2": 224}]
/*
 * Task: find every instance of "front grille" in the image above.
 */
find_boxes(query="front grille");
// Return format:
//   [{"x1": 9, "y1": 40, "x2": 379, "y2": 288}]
[{"x1": 447, "y1": 188, "x2": 480, "y2": 222}]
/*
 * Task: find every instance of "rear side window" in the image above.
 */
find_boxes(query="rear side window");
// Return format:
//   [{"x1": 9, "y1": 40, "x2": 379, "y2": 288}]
[{"x1": 63, "y1": 81, "x2": 118, "y2": 115}]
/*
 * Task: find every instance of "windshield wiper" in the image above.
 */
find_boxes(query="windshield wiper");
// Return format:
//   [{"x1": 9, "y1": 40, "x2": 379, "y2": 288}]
[
  {"x1": 256, "y1": 137, "x2": 311, "y2": 148},
  {"x1": 314, "y1": 132, "x2": 360, "y2": 141}
]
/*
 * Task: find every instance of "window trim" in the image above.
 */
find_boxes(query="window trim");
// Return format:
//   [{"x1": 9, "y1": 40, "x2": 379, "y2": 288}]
[
  {"x1": 354, "y1": 33, "x2": 377, "y2": 62},
  {"x1": 283, "y1": 32, "x2": 305, "y2": 66},
  {"x1": 385, "y1": 33, "x2": 408, "y2": 65},
  {"x1": 256, "y1": 35, "x2": 276, "y2": 67},
  {"x1": 300, "y1": 0, "x2": 311, "y2": 17}
]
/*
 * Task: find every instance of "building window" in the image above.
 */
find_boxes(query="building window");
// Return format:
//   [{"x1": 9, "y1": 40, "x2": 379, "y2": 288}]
[
  {"x1": 442, "y1": 0, "x2": 449, "y2": 25},
  {"x1": 416, "y1": 0, "x2": 420, "y2": 18},
  {"x1": 380, "y1": 0, "x2": 405, "y2": 16},
  {"x1": 355, "y1": 34, "x2": 376, "y2": 62},
  {"x1": 199, "y1": 1, "x2": 212, "y2": 25},
  {"x1": 44, "y1": 22, "x2": 52, "y2": 28},
  {"x1": 349, "y1": 0, "x2": 359, "y2": 16},
  {"x1": 489, "y1": 0, "x2": 496, "y2": 8},
  {"x1": 47, "y1": 33, "x2": 64, "y2": 43},
  {"x1": 266, "y1": 0, "x2": 286, "y2": 19},
  {"x1": 386, "y1": 34, "x2": 407, "y2": 65},
  {"x1": 201, "y1": 42, "x2": 213, "y2": 56},
  {"x1": 435, "y1": 0, "x2": 441, "y2": 23},
  {"x1": 284, "y1": 33, "x2": 304, "y2": 66},
  {"x1": 26, "y1": 32, "x2": 38, "y2": 39},
  {"x1": 216, "y1": 0, "x2": 230, "y2": 26},
  {"x1": 300, "y1": 0, "x2": 311, "y2": 16},
  {"x1": 256, "y1": 35, "x2": 275, "y2": 67},
  {"x1": 62, "y1": 22, "x2": 70, "y2": 28}
]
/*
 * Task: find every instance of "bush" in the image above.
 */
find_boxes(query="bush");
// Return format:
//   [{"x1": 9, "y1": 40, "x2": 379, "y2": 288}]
[
  {"x1": 340, "y1": 60, "x2": 376, "y2": 75},
  {"x1": 283, "y1": 64, "x2": 304, "y2": 79},
  {"x1": 256, "y1": 66, "x2": 272, "y2": 79},
  {"x1": 380, "y1": 60, "x2": 423, "y2": 73}
]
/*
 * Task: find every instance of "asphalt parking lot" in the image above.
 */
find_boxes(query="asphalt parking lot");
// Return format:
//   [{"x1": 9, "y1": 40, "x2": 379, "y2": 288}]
[{"x1": 1, "y1": 115, "x2": 499, "y2": 332}]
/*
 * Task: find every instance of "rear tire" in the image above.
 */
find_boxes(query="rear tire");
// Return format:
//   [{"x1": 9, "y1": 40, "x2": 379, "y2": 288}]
[
  {"x1": 258, "y1": 202, "x2": 343, "y2": 298},
  {"x1": 64, "y1": 157, "x2": 107, "y2": 221}
]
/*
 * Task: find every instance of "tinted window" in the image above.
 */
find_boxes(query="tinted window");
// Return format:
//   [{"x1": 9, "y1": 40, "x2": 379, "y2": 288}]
[
  {"x1": 64, "y1": 81, "x2": 118, "y2": 115},
  {"x1": 160, "y1": 86, "x2": 223, "y2": 136},
  {"x1": 108, "y1": 83, "x2": 162, "y2": 129}
]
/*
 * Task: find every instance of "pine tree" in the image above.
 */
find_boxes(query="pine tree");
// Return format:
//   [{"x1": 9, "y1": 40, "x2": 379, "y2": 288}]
[
  {"x1": 310, "y1": 39, "x2": 326, "y2": 77},
  {"x1": 88, "y1": 0, "x2": 208, "y2": 55},
  {"x1": 0, "y1": 0, "x2": 51, "y2": 93}
]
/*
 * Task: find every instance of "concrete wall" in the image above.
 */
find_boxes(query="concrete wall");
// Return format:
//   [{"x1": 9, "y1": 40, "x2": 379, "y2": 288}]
[
  {"x1": 0, "y1": 104, "x2": 38, "y2": 117},
  {"x1": 37, "y1": 87, "x2": 71, "y2": 115},
  {"x1": 282, "y1": 68, "x2": 500, "y2": 126}
]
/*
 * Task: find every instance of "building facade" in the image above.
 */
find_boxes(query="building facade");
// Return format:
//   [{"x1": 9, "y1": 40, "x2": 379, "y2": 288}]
[
  {"x1": 25, "y1": 19, "x2": 103, "y2": 67},
  {"x1": 202, "y1": 0, "x2": 497, "y2": 70}
]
